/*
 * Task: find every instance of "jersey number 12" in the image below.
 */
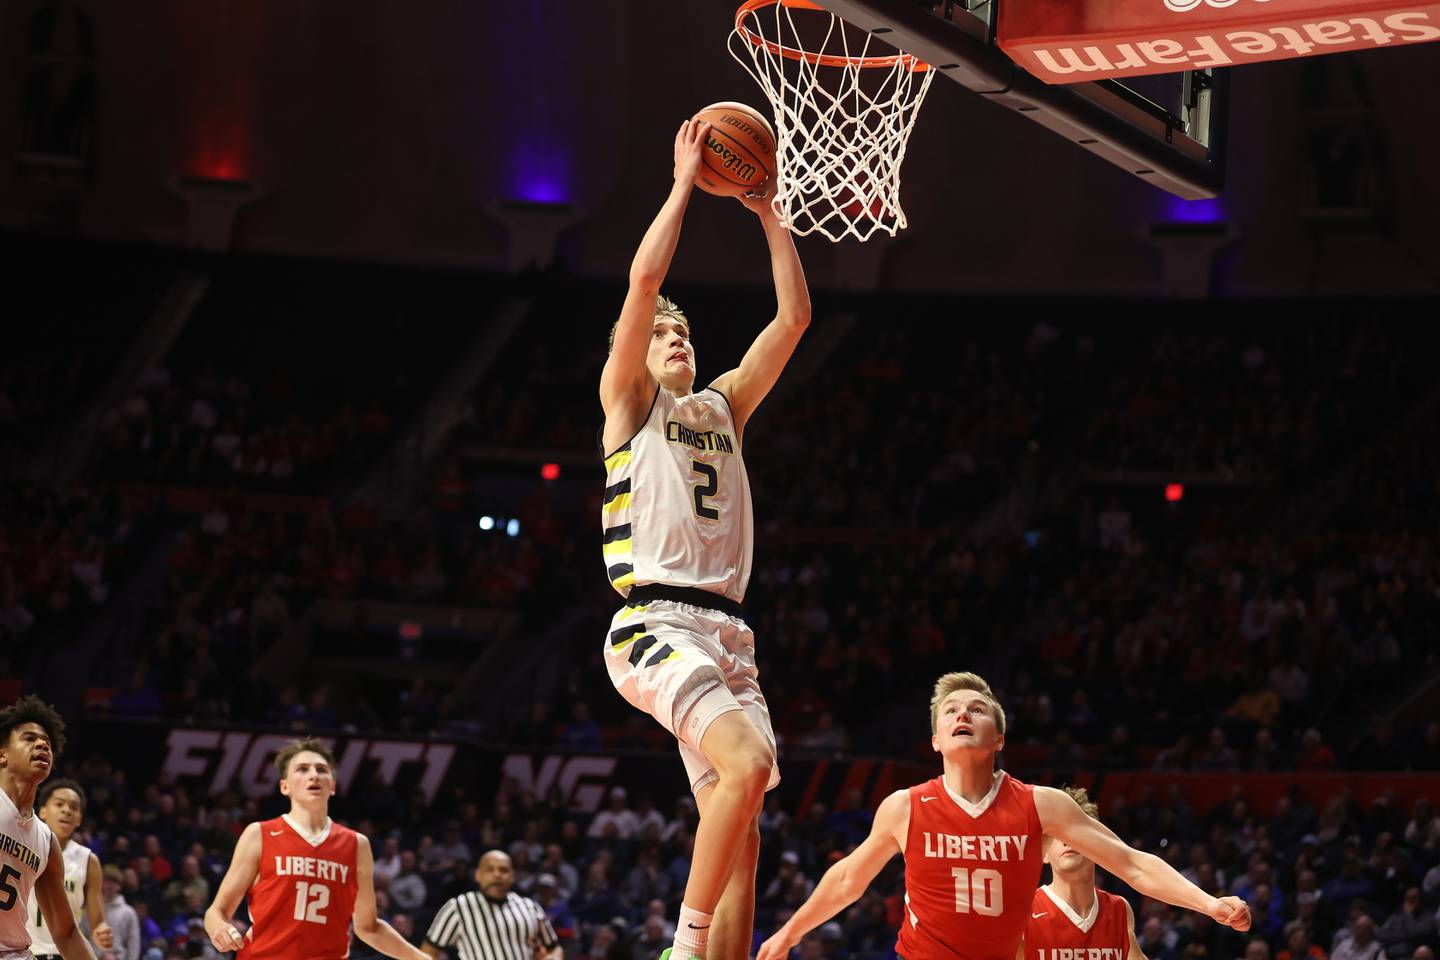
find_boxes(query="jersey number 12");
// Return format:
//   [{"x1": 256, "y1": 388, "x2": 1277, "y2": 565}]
[{"x1": 293, "y1": 881, "x2": 330, "y2": 924}]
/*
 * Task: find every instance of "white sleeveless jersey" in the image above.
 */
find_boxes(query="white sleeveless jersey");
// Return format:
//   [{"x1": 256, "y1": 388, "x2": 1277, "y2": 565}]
[
  {"x1": 0, "y1": 788, "x2": 52, "y2": 959},
  {"x1": 27, "y1": 839, "x2": 88, "y2": 954},
  {"x1": 602, "y1": 387, "x2": 753, "y2": 603}
]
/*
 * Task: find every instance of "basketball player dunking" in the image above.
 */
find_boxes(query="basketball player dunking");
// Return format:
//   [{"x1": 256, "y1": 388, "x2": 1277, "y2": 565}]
[
  {"x1": 1024, "y1": 788, "x2": 1146, "y2": 960},
  {"x1": 0, "y1": 696, "x2": 98, "y2": 960},
  {"x1": 756, "y1": 672, "x2": 1250, "y2": 960},
  {"x1": 32, "y1": 779, "x2": 114, "y2": 959},
  {"x1": 599, "y1": 117, "x2": 811, "y2": 960},
  {"x1": 204, "y1": 738, "x2": 427, "y2": 960}
]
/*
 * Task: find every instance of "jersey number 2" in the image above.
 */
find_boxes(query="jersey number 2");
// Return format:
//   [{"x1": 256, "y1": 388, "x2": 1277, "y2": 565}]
[
  {"x1": 293, "y1": 881, "x2": 330, "y2": 924},
  {"x1": 951, "y1": 867, "x2": 1003, "y2": 916},
  {"x1": 691, "y1": 461, "x2": 719, "y2": 521}
]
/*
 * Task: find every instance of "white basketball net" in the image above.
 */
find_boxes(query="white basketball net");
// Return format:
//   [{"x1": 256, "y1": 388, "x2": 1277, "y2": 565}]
[{"x1": 729, "y1": 1, "x2": 935, "y2": 243}]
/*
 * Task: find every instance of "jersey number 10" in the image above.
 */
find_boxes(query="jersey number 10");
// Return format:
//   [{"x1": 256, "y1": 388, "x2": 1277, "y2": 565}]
[
  {"x1": 951, "y1": 867, "x2": 1003, "y2": 916},
  {"x1": 293, "y1": 881, "x2": 330, "y2": 924}
]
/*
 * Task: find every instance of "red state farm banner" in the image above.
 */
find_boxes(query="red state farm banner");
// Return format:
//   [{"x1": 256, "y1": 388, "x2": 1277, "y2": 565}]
[{"x1": 998, "y1": 0, "x2": 1440, "y2": 83}]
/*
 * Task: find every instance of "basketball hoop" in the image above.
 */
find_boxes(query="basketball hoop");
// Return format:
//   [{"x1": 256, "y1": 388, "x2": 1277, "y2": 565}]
[{"x1": 729, "y1": 0, "x2": 935, "y2": 243}]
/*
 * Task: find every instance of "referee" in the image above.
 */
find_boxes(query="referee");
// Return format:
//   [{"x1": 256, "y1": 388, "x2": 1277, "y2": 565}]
[{"x1": 423, "y1": 850, "x2": 563, "y2": 960}]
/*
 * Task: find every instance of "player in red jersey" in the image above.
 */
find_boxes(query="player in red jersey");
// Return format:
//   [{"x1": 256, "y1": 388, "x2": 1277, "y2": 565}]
[
  {"x1": 1024, "y1": 788, "x2": 1144, "y2": 960},
  {"x1": 756, "y1": 672, "x2": 1249, "y2": 960},
  {"x1": 204, "y1": 738, "x2": 427, "y2": 960}
]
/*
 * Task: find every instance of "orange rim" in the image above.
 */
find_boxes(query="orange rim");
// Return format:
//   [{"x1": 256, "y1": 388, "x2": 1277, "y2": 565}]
[{"x1": 734, "y1": 0, "x2": 931, "y2": 72}]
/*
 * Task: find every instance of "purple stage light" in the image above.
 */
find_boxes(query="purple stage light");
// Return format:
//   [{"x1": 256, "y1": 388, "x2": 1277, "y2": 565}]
[
  {"x1": 508, "y1": 141, "x2": 571, "y2": 204},
  {"x1": 1165, "y1": 196, "x2": 1225, "y2": 224}
]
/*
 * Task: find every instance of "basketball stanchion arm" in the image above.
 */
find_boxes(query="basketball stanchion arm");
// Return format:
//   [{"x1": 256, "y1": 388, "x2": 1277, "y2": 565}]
[{"x1": 812, "y1": 0, "x2": 1227, "y2": 199}]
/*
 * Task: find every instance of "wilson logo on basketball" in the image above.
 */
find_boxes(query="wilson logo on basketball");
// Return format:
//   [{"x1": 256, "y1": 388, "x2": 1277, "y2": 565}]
[{"x1": 704, "y1": 136, "x2": 759, "y2": 182}]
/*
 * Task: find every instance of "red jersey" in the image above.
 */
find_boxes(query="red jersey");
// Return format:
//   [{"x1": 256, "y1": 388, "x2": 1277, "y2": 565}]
[
  {"x1": 896, "y1": 772, "x2": 1044, "y2": 960},
  {"x1": 1025, "y1": 886, "x2": 1132, "y2": 960},
  {"x1": 239, "y1": 816, "x2": 360, "y2": 960}
]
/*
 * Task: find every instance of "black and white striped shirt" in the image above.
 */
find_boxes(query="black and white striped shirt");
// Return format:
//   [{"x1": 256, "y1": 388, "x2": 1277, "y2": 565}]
[{"x1": 425, "y1": 890, "x2": 559, "y2": 960}]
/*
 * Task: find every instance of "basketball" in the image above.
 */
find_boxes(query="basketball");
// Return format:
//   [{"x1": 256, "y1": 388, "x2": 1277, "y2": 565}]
[{"x1": 692, "y1": 101, "x2": 776, "y2": 198}]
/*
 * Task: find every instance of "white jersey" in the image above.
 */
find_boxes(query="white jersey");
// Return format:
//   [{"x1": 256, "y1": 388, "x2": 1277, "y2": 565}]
[
  {"x1": 28, "y1": 838, "x2": 88, "y2": 955},
  {"x1": 0, "y1": 788, "x2": 53, "y2": 960},
  {"x1": 602, "y1": 387, "x2": 753, "y2": 603}
]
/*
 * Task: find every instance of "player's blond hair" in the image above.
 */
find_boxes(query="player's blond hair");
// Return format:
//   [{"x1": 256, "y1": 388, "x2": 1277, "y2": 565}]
[
  {"x1": 607, "y1": 295, "x2": 691, "y2": 353},
  {"x1": 930, "y1": 671, "x2": 1006, "y2": 735},
  {"x1": 1063, "y1": 786, "x2": 1099, "y2": 819}
]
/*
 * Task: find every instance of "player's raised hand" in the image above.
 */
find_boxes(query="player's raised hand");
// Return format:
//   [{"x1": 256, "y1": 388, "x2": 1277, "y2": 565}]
[
  {"x1": 757, "y1": 930, "x2": 798, "y2": 960},
  {"x1": 1209, "y1": 896, "x2": 1252, "y2": 932},
  {"x1": 737, "y1": 177, "x2": 777, "y2": 220},
  {"x1": 674, "y1": 119, "x2": 711, "y2": 187},
  {"x1": 210, "y1": 919, "x2": 248, "y2": 954}
]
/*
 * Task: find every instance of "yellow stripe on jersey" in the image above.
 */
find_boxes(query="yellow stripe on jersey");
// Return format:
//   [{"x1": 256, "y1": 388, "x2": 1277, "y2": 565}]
[
  {"x1": 603, "y1": 492, "x2": 632, "y2": 515},
  {"x1": 606, "y1": 562, "x2": 635, "y2": 588},
  {"x1": 615, "y1": 603, "x2": 648, "y2": 622},
  {"x1": 609, "y1": 621, "x2": 647, "y2": 649},
  {"x1": 602, "y1": 538, "x2": 633, "y2": 557},
  {"x1": 604, "y1": 448, "x2": 633, "y2": 472}
]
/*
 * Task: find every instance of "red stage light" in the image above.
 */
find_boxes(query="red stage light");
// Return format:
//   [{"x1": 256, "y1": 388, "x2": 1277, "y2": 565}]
[
  {"x1": 541, "y1": 463, "x2": 561, "y2": 481},
  {"x1": 1165, "y1": 483, "x2": 1184, "y2": 502}
]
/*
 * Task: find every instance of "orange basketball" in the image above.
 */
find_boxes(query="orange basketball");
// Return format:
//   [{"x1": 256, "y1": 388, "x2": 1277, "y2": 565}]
[{"x1": 692, "y1": 101, "x2": 776, "y2": 198}]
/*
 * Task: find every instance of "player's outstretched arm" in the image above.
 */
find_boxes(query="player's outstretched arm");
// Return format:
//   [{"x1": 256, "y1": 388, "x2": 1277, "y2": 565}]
[
  {"x1": 84, "y1": 851, "x2": 114, "y2": 951},
  {"x1": 600, "y1": 119, "x2": 711, "y2": 416},
  {"x1": 1124, "y1": 899, "x2": 1149, "y2": 960},
  {"x1": 37, "y1": 834, "x2": 97, "y2": 960},
  {"x1": 353, "y1": 835, "x2": 429, "y2": 960},
  {"x1": 1034, "y1": 787, "x2": 1251, "y2": 932},
  {"x1": 711, "y1": 189, "x2": 811, "y2": 431},
  {"x1": 205, "y1": 821, "x2": 262, "y2": 953},
  {"x1": 756, "y1": 789, "x2": 908, "y2": 960}
]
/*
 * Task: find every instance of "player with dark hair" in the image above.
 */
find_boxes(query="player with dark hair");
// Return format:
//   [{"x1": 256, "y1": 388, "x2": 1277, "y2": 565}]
[
  {"x1": 0, "y1": 695, "x2": 97, "y2": 960},
  {"x1": 32, "y1": 778, "x2": 114, "y2": 957}
]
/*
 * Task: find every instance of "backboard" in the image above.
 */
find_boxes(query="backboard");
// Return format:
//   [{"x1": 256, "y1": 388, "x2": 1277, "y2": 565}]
[{"x1": 810, "y1": 0, "x2": 1228, "y2": 199}]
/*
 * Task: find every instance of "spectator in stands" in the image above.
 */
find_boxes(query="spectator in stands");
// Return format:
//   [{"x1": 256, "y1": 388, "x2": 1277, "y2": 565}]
[
  {"x1": 1333, "y1": 914, "x2": 1384, "y2": 960},
  {"x1": 1378, "y1": 889, "x2": 1436, "y2": 959},
  {"x1": 559, "y1": 702, "x2": 602, "y2": 752},
  {"x1": 103, "y1": 865, "x2": 141, "y2": 960},
  {"x1": 1137, "y1": 915, "x2": 1180, "y2": 960},
  {"x1": 389, "y1": 850, "x2": 427, "y2": 913},
  {"x1": 1298, "y1": 729, "x2": 1339, "y2": 771},
  {"x1": 795, "y1": 711, "x2": 852, "y2": 753},
  {"x1": 570, "y1": 859, "x2": 625, "y2": 927},
  {"x1": 588, "y1": 788, "x2": 638, "y2": 842},
  {"x1": 373, "y1": 835, "x2": 403, "y2": 885},
  {"x1": 535, "y1": 873, "x2": 576, "y2": 941},
  {"x1": 1279, "y1": 921, "x2": 1328, "y2": 960},
  {"x1": 163, "y1": 855, "x2": 209, "y2": 910}
]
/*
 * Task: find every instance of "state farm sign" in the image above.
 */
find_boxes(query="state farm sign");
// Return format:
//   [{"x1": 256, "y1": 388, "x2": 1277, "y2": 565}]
[{"x1": 999, "y1": 1, "x2": 1440, "y2": 83}]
